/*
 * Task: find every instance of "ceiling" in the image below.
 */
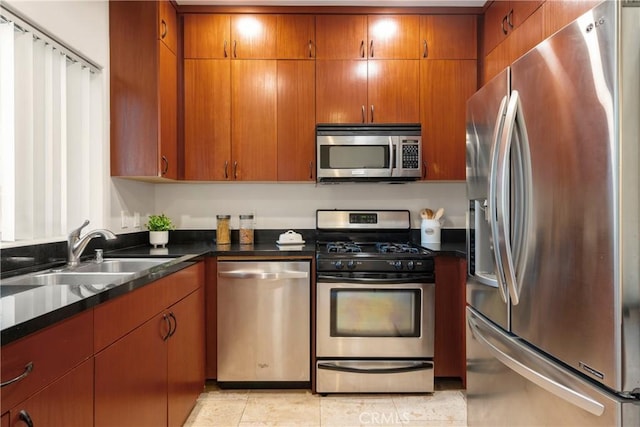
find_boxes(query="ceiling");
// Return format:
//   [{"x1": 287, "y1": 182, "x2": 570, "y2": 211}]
[{"x1": 176, "y1": 0, "x2": 487, "y2": 7}]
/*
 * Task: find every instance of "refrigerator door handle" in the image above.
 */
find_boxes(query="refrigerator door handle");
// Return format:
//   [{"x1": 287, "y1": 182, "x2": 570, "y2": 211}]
[
  {"x1": 467, "y1": 308, "x2": 606, "y2": 417},
  {"x1": 495, "y1": 90, "x2": 520, "y2": 305},
  {"x1": 488, "y1": 94, "x2": 510, "y2": 303}
]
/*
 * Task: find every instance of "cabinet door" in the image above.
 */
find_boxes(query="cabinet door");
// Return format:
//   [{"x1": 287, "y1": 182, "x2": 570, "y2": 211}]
[
  {"x1": 316, "y1": 60, "x2": 367, "y2": 123},
  {"x1": 231, "y1": 15, "x2": 277, "y2": 59},
  {"x1": 420, "y1": 60, "x2": 476, "y2": 180},
  {"x1": 231, "y1": 60, "x2": 277, "y2": 180},
  {"x1": 183, "y1": 14, "x2": 231, "y2": 59},
  {"x1": 367, "y1": 60, "x2": 419, "y2": 124},
  {"x1": 483, "y1": 0, "x2": 512, "y2": 55},
  {"x1": 316, "y1": 15, "x2": 367, "y2": 59},
  {"x1": 483, "y1": 38, "x2": 509, "y2": 85},
  {"x1": 184, "y1": 59, "x2": 232, "y2": 180},
  {"x1": 543, "y1": 0, "x2": 601, "y2": 39},
  {"x1": 159, "y1": 42, "x2": 178, "y2": 180},
  {"x1": 158, "y1": 0, "x2": 177, "y2": 54},
  {"x1": 277, "y1": 60, "x2": 316, "y2": 181},
  {"x1": 168, "y1": 288, "x2": 206, "y2": 427},
  {"x1": 8, "y1": 360, "x2": 93, "y2": 427},
  {"x1": 367, "y1": 15, "x2": 420, "y2": 59},
  {"x1": 420, "y1": 15, "x2": 477, "y2": 60},
  {"x1": 510, "y1": 0, "x2": 544, "y2": 29},
  {"x1": 277, "y1": 15, "x2": 315, "y2": 59},
  {"x1": 95, "y1": 314, "x2": 168, "y2": 427},
  {"x1": 508, "y1": 5, "x2": 544, "y2": 64}
]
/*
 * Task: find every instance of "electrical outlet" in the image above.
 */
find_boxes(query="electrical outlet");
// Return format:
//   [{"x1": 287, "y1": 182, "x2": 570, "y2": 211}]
[
  {"x1": 133, "y1": 212, "x2": 140, "y2": 228},
  {"x1": 120, "y1": 211, "x2": 128, "y2": 229}
]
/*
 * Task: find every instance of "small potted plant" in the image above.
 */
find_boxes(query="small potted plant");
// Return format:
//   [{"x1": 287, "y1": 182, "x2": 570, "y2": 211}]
[{"x1": 145, "y1": 213, "x2": 175, "y2": 248}]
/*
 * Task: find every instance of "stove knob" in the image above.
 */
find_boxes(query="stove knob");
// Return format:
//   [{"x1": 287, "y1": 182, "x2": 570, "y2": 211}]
[
  {"x1": 407, "y1": 261, "x2": 415, "y2": 270},
  {"x1": 334, "y1": 261, "x2": 344, "y2": 270},
  {"x1": 393, "y1": 261, "x2": 403, "y2": 270},
  {"x1": 347, "y1": 260, "x2": 356, "y2": 270}
]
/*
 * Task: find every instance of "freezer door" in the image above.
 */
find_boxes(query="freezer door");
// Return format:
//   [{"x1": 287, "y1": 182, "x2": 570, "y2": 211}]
[
  {"x1": 466, "y1": 307, "x2": 639, "y2": 427},
  {"x1": 508, "y1": 0, "x2": 624, "y2": 391}
]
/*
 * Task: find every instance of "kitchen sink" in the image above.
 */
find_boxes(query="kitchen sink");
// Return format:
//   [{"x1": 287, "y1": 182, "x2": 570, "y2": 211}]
[
  {"x1": 73, "y1": 258, "x2": 173, "y2": 273},
  {"x1": 2, "y1": 272, "x2": 135, "y2": 287}
]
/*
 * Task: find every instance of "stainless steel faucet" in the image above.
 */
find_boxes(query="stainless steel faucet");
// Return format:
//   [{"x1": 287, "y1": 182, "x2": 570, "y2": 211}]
[{"x1": 67, "y1": 220, "x2": 117, "y2": 267}]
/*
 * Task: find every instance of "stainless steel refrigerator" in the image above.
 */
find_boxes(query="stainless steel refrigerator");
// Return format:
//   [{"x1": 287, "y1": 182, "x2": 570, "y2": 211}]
[{"x1": 465, "y1": 1, "x2": 640, "y2": 425}]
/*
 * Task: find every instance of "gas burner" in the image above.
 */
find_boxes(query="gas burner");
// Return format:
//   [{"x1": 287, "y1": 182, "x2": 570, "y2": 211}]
[
  {"x1": 376, "y1": 242, "x2": 420, "y2": 254},
  {"x1": 326, "y1": 242, "x2": 362, "y2": 253}
]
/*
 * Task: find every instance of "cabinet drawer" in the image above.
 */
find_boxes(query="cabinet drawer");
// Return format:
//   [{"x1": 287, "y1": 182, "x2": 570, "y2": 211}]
[
  {"x1": 94, "y1": 264, "x2": 202, "y2": 352},
  {"x1": 8, "y1": 359, "x2": 93, "y2": 427},
  {"x1": 1, "y1": 310, "x2": 93, "y2": 413}
]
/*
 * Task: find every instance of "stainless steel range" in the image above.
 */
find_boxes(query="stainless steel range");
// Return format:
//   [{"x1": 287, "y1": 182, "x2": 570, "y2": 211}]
[{"x1": 315, "y1": 209, "x2": 435, "y2": 394}]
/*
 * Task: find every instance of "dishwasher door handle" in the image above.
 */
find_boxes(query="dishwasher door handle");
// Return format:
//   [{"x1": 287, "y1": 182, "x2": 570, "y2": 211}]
[{"x1": 218, "y1": 270, "x2": 309, "y2": 280}]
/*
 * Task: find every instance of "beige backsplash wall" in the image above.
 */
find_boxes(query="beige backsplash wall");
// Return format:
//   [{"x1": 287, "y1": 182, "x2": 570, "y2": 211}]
[{"x1": 111, "y1": 179, "x2": 467, "y2": 234}]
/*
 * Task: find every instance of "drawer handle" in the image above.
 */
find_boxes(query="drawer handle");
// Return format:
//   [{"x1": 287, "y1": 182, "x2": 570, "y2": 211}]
[
  {"x1": 19, "y1": 410, "x2": 34, "y2": 427},
  {"x1": 1, "y1": 362, "x2": 34, "y2": 388}
]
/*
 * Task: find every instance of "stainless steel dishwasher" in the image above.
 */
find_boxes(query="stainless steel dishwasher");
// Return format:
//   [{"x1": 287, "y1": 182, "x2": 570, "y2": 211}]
[{"x1": 217, "y1": 260, "x2": 310, "y2": 387}]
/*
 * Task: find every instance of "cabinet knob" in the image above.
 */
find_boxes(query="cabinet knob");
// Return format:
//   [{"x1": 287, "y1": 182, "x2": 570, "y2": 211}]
[
  {"x1": 359, "y1": 40, "x2": 365, "y2": 58},
  {"x1": 233, "y1": 40, "x2": 237, "y2": 58},
  {"x1": 423, "y1": 40, "x2": 428, "y2": 58},
  {"x1": 309, "y1": 161, "x2": 313, "y2": 180},
  {"x1": 224, "y1": 160, "x2": 229, "y2": 179},
  {"x1": 507, "y1": 10, "x2": 514, "y2": 29},
  {"x1": 162, "y1": 314, "x2": 171, "y2": 341},
  {"x1": 370, "y1": 105, "x2": 374, "y2": 123},
  {"x1": 308, "y1": 39, "x2": 313, "y2": 58},
  {"x1": 501, "y1": 15, "x2": 508, "y2": 35},
  {"x1": 168, "y1": 312, "x2": 177, "y2": 337},
  {"x1": 233, "y1": 161, "x2": 238, "y2": 179},
  {"x1": 224, "y1": 40, "x2": 228, "y2": 58},
  {"x1": 370, "y1": 40, "x2": 374, "y2": 57},
  {"x1": 361, "y1": 105, "x2": 366, "y2": 123}
]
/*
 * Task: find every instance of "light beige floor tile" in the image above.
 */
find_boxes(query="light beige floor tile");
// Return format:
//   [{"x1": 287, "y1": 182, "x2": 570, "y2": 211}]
[
  {"x1": 183, "y1": 397, "x2": 247, "y2": 427},
  {"x1": 240, "y1": 390, "x2": 321, "y2": 426},
  {"x1": 392, "y1": 391, "x2": 467, "y2": 424},
  {"x1": 320, "y1": 395, "x2": 402, "y2": 427}
]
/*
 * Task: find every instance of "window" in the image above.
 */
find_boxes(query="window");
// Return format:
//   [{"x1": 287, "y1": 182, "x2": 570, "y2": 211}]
[{"x1": 0, "y1": 5, "x2": 103, "y2": 243}]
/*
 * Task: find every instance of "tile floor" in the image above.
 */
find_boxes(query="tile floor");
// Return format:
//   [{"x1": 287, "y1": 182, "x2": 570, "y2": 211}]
[{"x1": 184, "y1": 380, "x2": 467, "y2": 427}]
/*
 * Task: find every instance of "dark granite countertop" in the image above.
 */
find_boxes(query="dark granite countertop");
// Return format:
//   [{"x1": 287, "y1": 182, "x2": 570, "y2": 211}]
[{"x1": 1, "y1": 229, "x2": 465, "y2": 345}]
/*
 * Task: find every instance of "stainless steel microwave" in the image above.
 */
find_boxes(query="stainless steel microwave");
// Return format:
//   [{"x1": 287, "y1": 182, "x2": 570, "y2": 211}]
[{"x1": 316, "y1": 124, "x2": 422, "y2": 183}]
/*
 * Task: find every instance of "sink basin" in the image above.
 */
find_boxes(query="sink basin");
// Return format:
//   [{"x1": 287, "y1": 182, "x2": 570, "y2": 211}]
[
  {"x1": 74, "y1": 258, "x2": 173, "y2": 273},
  {"x1": 2, "y1": 272, "x2": 135, "y2": 287}
]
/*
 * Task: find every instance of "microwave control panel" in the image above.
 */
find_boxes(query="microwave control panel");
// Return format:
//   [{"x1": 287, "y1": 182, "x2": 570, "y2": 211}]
[{"x1": 401, "y1": 141, "x2": 421, "y2": 169}]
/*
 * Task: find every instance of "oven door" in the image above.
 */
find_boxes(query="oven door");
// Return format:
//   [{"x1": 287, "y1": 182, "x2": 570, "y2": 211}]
[{"x1": 316, "y1": 281, "x2": 434, "y2": 358}]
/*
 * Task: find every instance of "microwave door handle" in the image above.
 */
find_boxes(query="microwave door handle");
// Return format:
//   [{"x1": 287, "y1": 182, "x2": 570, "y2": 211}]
[{"x1": 389, "y1": 137, "x2": 394, "y2": 174}]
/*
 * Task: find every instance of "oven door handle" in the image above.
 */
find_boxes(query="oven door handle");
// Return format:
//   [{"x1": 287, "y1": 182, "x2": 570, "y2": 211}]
[
  {"x1": 317, "y1": 361, "x2": 433, "y2": 375},
  {"x1": 316, "y1": 274, "x2": 434, "y2": 284}
]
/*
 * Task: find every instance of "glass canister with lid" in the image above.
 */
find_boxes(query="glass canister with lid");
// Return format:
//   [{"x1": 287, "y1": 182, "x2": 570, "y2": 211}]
[
  {"x1": 216, "y1": 215, "x2": 231, "y2": 245},
  {"x1": 239, "y1": 214, "x2": 254, "y2": 244}
]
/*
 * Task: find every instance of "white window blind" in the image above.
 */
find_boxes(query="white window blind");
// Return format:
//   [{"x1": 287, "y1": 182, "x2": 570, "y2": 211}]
[{"x1": 0, "y1": 6, "x2": 102, "y2": 243}]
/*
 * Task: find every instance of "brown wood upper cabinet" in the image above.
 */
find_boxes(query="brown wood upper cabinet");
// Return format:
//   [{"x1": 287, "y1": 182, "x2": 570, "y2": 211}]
[
  {"x1": 277, "y1": 15, "x2": 316, "y2": 59},
  {"x1": 231, "y1": 15, "x2": 277, "y2": 59},
  {"x1": 316, "y1": 15, "x2": 367, "y2": 59},
  {"x1": 484, "y1": 0, "x2": 543, "y2": 55},
  {"x1": 420, "y1": 15, "x2": 477, "y2": 60},
  {"x1": 367, "y1": 15, "x2": 420, "y2": 59},
  {"x1": 110, "y1": 0, "x2": 178, "y2": 180},
  {"x1": 183, "y1": 14, "x2": 230, "y2": 59}
]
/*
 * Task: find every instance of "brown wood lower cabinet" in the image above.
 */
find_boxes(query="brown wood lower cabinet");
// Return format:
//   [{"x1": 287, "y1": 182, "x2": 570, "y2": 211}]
[
  {"x1": 8, "y1": 360, "x2": 93, "y2": 427},
  {"x1": 434, "y1": 255, "x2": 467, "y2": 386},
  {"x1": 95, "y1": 263, "x2": 205, "y2": 427}
]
